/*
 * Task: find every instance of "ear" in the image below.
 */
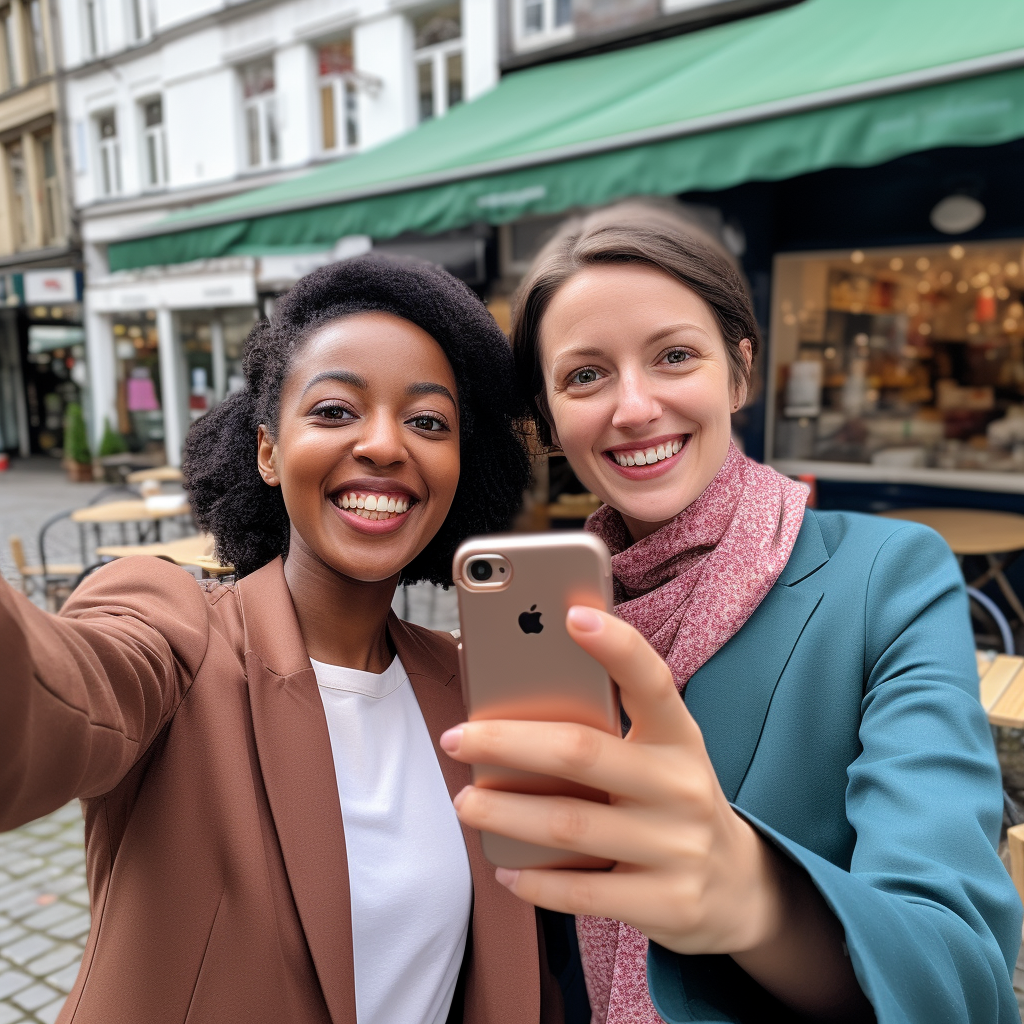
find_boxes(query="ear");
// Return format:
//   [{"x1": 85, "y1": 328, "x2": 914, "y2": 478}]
[
  {"x1": 257, "y1": 424, "x2": 280, "y2": 487},
  {"x1": 535, "y1": 390, "x2": 562, "y2": 451},
  {"x1": 731, "y1": 339, "x2": 753, "y2": 413}
]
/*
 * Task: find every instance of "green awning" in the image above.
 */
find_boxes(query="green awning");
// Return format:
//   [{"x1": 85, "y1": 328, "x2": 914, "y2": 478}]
[{"x1": 109, "y1": 0, "x2": 1024, "y2": 272}]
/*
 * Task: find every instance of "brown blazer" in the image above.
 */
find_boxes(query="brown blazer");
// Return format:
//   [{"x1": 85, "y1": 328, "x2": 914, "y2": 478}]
[{"x1": 0, "y1": 556, "x2": 558, "y2": 1024}]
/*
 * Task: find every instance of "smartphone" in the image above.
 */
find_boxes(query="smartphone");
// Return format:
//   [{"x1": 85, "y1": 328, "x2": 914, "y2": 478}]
[{"x1": 452, "y1": 532, "x2": 618, "y2": 870}]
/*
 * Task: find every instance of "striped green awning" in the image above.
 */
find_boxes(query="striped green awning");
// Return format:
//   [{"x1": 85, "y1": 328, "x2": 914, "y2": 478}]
[{"x1": 109, "y1": 0, "x2": 1024, "y2": 272}]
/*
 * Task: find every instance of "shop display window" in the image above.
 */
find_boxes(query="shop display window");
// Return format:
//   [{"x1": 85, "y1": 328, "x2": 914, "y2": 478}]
[
  {"x1": 769, "y1": 242, "x2": 1024, "y2": 481},
  {"x1": 113, "y1": 312, "x2": 162, "y2": 451},
  {"x1": 180, "y1": 308, "x2": 256, "y2": 422}
]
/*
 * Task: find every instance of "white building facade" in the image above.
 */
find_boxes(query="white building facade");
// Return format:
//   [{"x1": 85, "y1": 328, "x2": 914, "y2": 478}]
[{"x1": 59, "y1": 0, "x2": 500, "y2": 461}]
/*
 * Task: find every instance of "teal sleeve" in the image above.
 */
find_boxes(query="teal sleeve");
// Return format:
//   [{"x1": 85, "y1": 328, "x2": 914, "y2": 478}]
[{"x1": 648, "y1": 523, "x2": 1021, "y2": 1023}]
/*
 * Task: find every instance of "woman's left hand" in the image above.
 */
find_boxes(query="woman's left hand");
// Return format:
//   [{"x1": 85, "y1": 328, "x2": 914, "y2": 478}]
[{"x1": 440, "y1": 604, "x2": 782, "y2": 957}]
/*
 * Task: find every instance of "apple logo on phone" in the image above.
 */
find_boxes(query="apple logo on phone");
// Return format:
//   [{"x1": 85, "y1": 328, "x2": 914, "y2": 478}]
[{"x1": 518, "y1": 605, "x2": 543, "y2": 634}]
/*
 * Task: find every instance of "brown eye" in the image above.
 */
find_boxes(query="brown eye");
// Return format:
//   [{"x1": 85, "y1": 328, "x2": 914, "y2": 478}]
[
  {"x1": 409, "y1": 414, "x2": 447, "y2": 432},
  {"x1": 664, "y1": 349, "x2": 689, "y2": 364}
]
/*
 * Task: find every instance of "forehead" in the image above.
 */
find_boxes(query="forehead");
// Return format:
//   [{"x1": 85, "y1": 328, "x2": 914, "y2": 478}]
[
  {"x1": 287, "y1": 311, "x2": 457, "y2": 391},
  {"x1": 541, "y1": 264, "x2": 722, "y2": 355}
]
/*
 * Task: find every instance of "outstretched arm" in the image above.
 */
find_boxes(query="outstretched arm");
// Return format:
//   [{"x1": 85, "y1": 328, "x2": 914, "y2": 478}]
[{"x1": 0, "y1": 558, "x2": 210, "y2": 830}]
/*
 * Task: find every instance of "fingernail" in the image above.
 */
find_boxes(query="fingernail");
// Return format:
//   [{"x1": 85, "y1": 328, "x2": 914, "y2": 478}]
[
  {"x1": 452, "y1": 785, "x2": 471, "y2": 810},
  {"x1": 440, "y1": 727, "x2": 463, "y2": 754},
  {"x1": 568, "y1": 605, "x2": 602, "y2": 632},
  {"x1": 495, "y1": 867, "x2": 520, "y2": 888}
]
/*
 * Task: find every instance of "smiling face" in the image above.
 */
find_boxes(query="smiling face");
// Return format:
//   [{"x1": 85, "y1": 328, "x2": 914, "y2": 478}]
[
  {"x1": 539, "y1": 263, "x2": 751, "y2": 541},
  {"x1": 257, "y1": 312, "x2": 461, "y2": 583}
]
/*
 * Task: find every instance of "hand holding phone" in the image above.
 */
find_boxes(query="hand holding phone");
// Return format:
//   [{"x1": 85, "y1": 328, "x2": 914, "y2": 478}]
[{"x1": 453, "y1": 532, "x2": 618, "y2": 869}]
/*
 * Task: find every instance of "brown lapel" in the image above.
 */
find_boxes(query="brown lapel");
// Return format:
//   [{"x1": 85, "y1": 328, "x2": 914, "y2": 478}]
[
  {"x1": 237, "y1": 559, "x2": 356, "y2": 1024},
  {"x1": 236, "y1": 563, "x2": 539, "y2": 1024},
  {"x1": 389, "y1": 613, "x2": 542, "y2": 1024}
]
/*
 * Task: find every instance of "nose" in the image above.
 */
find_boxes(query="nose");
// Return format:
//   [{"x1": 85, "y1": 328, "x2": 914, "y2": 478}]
[
  {"x1": 351, "y1": 411, "x2": 408, "y2": 468},
  {"x1": 610, "y1": 367, "x2": 663, "y2": 432}
]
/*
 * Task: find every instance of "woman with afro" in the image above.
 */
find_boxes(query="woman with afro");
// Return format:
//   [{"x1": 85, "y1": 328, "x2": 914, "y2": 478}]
[{"x1": 0, "y1": 256, "x2": 564, "y2": 1024}]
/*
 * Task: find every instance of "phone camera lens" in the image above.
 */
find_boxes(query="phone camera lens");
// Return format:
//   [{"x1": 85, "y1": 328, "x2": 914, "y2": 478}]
[{"x1": 469, "y1": 560, "x2": 493, "y2": 582}]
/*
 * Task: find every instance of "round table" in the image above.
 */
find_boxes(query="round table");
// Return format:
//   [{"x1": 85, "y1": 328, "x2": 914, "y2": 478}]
[
  {"x1": 880, "y1": 508, "x2": 1024, "y2": 623},
  {"x1": 72, "y1": 499, "x2": 192, "y2": 548}
]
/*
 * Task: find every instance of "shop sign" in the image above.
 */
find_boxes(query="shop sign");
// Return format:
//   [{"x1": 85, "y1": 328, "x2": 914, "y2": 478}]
[
  {"x1": 89, "y1": 271, "x2": 256, "y2": 312},
  {"x1": 24, "y1": 268, "x2": 79, "y2": 304},
  {"x1": 28, "y1": 325, "x2": 86, "y2": 354}
]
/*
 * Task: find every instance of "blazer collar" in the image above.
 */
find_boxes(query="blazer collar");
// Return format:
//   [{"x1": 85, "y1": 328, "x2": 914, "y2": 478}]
[
  {"x1": 236, "y1": 558, "x2": 356, "y2": 1023},
  {"x1": 684, "y1": 510, "x2": 829, "y2": 803},
  {"x1": 235, "y1": 559, "x2": 538, "y2": 1024}
]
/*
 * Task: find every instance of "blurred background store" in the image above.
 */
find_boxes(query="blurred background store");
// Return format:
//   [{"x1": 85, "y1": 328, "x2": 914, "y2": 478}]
[{"x1": 1, "y1": 0, "x2": 1023, "y2": 517}]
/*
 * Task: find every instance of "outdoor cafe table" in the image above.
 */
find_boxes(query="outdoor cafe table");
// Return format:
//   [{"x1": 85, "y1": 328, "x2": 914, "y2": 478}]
[
  {"x1": 125, "y1": 465, "x2": 184, "y2": 484},
  {"x1": 72, "y1": 498, "x2": 192, "y2": 548},
  {"x1": 879, "y1": 508, "x2": 1024, "y2": 626},
  {"x1": 95, "y1": 533, "x2": 214, "y2": 567}
]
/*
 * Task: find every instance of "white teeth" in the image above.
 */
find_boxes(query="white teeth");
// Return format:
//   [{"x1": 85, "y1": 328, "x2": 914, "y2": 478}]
[
  {"x1": 336, "y1": 491, "x2": 414, "y2": 520},
  {"x1": 610, "y1": 439, "x2": 686, "y2": 468}
]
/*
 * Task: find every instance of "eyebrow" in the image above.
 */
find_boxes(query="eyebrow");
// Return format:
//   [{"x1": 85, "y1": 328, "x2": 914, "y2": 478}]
[
  {"x1": 553, "y1": 324, "x2": 710, "y2": 365},
  {"x1": 301, "y1": 370, "x2": 367, "y2": 396},
  {"x1": 407, "y1": 381, "x2": 456, "y2": 404},
  {"x1": 301, "y1": 370, "x2": 455, "y2": 406}
]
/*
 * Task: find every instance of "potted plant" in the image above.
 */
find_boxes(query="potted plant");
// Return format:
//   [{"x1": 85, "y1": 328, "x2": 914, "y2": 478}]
[{"x1": 63, "y1": 402, "x2": 94, "y2": 482}]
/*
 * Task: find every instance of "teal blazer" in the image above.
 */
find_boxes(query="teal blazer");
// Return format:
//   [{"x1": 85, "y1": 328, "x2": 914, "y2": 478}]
[{"x1": 645, "y1": 509, "x2": 1022, "y2": 1023}]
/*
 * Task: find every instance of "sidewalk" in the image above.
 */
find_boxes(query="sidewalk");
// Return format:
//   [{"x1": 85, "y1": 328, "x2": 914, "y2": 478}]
[
  {"x1": 0, "y1": 805, "x2": 88, "y2": 1024},
  {"x1": 0, "y1": 458, "x2": 105, "y2": 595}
]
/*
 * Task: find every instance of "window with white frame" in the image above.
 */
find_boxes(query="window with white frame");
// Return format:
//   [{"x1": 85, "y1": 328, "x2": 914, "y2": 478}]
[
  {"x1": 95, "y1": 109, "x2": 121, "y2": 196},
  {"x1": 82, "y1": 0, "x2": 103, "y2": 57},
  {"x1": 126, "y1": 0, "x2": 154, "y2": 43},
  {"x1": 240, "y1": 58, "x2": 278, "y2": 169},
  {"x1": 6, "y1": 140, "x2": 31, "y2": 247},
  {"x1": 318, "y1": 36, "x2": 358, "y2": 153},
  {"x1": 515, "y1": 0, "x2": 573, "y2": 49},
  {"x1": 25, "y1": 0, "x2": 47, "y2": 77},
  {"x1": 140, "y1": 96, "x2": 167, "y2": 188},
  {"x1": 413, "y1": 3, "x2": 462, "y2": 123},
  {"x1": 36, "y1": 128, "x2": 61, "y2": 242},
  {"x1": 0, "y1": 6, "x2": 18, "y2": 89}
]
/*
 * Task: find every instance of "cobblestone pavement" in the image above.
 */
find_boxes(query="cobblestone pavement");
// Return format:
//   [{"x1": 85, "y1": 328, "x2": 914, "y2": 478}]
[
  {"x1": 0, "y1": 804, "x2": 88, "y2": 1024},
  {"x1": 0, "y1": 458, "x2": 106, "y2": 595}
]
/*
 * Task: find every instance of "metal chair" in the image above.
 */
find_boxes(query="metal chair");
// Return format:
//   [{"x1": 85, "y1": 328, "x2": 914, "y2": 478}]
[
  {"x1": 8, "y1": 533, "x2": 84, "y2": 611},
  {"x1": 967, "y1": 586, "x2": 1015, "y2": 656}
]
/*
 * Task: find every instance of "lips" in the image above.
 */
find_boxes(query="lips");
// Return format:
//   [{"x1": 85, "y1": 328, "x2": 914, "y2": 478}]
[
  {"x1": 331, "y1": 489, "x2": 415, "y2": 522},
  {"x1": 607, "y1": 437, "x2": 686, "y2": 468},
  {"x1": 600, "y1": 434, "x2": 690, "y2": 480}
]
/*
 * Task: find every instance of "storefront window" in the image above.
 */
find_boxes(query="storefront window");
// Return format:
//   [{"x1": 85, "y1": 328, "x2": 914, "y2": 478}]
[
  {"x1": 179, "y1": 308, "x2": 256, "y2": 422},
  {"x1": 770, "y1": 242, "x2": 1024, "y2": 478},
  {"x1": 113, "y1": 312, "x2": 162, "y2": 451}
]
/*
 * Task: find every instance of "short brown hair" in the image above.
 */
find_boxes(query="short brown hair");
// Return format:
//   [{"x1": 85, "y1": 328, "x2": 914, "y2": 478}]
[{"x1": 508, "y1": 200, "x2": 761, "y2": 444}]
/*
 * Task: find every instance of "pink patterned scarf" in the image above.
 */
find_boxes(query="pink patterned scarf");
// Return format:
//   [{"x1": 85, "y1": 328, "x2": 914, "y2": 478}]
[{"x1": 577, "y1": 442, "x2": 808, "y2": 1024}]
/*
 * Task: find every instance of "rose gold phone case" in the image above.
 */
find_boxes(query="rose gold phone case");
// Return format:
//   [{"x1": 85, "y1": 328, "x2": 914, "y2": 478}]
[{"x1": 453, "y1": 532, "x2": 618, "y2": 870}]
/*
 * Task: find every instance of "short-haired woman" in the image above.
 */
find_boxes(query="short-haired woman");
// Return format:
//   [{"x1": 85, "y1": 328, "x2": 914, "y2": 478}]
[
  {"x1": 442, "y1": 204, "x2": 1022, "y2": 1023},
  {"x1": 0, "y1": 256, "x2": 559, "y2": 1024}
]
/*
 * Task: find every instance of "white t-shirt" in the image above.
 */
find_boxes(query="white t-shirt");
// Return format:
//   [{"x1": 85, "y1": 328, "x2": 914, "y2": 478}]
[{"x1": 312, "y1": 655, "x2": 473, "y2": 1024}]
